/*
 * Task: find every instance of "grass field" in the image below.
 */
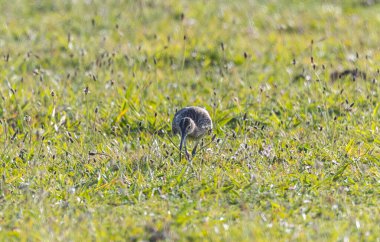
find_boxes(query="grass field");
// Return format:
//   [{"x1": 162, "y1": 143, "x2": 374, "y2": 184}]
[{"x1": 1, "y1": 0, "x2": 380, "y2": 241}]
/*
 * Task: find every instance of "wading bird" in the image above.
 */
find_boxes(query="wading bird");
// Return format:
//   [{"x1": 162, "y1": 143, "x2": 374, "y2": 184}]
[{"x1": 172, "y1": 106, "x2": 213, "y2": 160}]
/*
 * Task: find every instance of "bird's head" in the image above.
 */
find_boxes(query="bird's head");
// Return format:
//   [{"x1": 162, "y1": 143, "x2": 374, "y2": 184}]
[
  {"x1": 178, "y1": 117, "x2": 195, "y2": 159},
  {"x1": 179, "y1": 117, "x2": 195, "y2": 136}
]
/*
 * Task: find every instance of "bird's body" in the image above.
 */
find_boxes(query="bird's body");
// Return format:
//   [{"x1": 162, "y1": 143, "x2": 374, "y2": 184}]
[{"x1": 172, "y1": 106, "x2": 212, "y2": 160}]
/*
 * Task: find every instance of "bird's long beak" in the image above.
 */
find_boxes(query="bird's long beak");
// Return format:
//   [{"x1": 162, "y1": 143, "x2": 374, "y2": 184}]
[{"x1": 179, "y1": 132, "x2": 186, "y2": 160}]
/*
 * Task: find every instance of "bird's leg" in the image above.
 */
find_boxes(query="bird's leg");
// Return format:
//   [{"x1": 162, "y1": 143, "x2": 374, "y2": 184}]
[{"x1": 191, "y1": 140, "x2": 200, "y2": 157}]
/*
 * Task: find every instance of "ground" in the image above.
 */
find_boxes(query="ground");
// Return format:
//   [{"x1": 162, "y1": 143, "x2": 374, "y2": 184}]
[{"x1": 0, "y1": 0, "x2": 379, "y2": 241}]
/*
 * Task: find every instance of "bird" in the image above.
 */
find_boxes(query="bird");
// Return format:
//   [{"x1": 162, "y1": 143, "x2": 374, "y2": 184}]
[{"x1": 172, "y1": 106, "x2": 213, "y2": 161}]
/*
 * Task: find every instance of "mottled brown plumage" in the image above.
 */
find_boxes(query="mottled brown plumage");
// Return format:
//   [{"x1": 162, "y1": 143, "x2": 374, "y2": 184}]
[{"x1": 172, "y1": 106, "x2": 212, "y2": 160}]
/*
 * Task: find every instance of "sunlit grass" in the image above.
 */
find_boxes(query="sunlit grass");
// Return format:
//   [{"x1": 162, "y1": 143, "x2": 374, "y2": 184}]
[{"x1": 0, "y1": 0, "x2": 379, "y2": 241}]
